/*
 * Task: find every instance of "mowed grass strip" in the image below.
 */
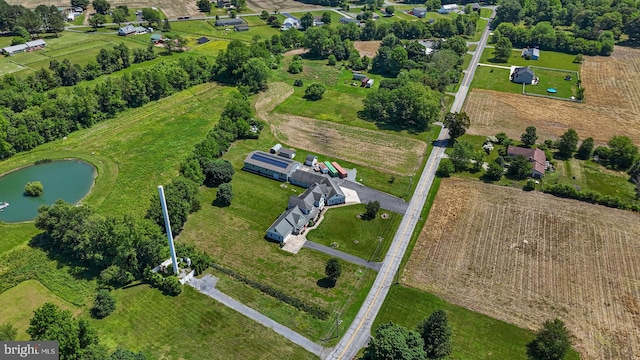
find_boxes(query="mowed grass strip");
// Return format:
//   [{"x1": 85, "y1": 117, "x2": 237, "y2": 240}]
[
  {"x1": 91, "y1": 284, "x2": 317, "y2": 360},
  {"x1": 0, "y1": 280, "x2": 82, "y2": 340},
  {"x1": 0, "y1": 222, "x2": 41, "y2": 255},
  {"x1": 480, "y1": 48, "x2": 581, "y2": 71},
  {"x1": 306, "y1": 204, "x2": 402, "y2": 261},
  {"x1": 374, "y1": 285, "x2": 580, "y2": 360},
  {"x1": 470, "y1": 66, "x2": 523, "y2": 94}
]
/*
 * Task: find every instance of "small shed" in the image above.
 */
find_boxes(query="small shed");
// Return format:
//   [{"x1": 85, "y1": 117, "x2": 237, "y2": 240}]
[
  {"x1": 339, "y1": 17, "x2": 359, "y2": 25},
  {"x1": 151, "y1": 33, "x2": 164, "y2": 43},
  {"x1": 197, "y1": 36, "x2": 209, "y2": 44},
  {"x1": 278, "y1": 148, "x2": 296, "y2": 159},
  {"x1": 304, "y1": 154, "x2": 318, "y2": 167},
  {"x1": 270, "y1": 143, "x2": 282, "y2": 154},
  {"x1": 522, "y1": 47, "x2": 540, "y2": 60},
  {"x1": 353, "y1": 72, "x2": 367, "y2": 81},
  {"x1": 360, "y1": 77, "x2": 370, "y2": 87},
  {"x1": 234, "y1": 24, "x2": 249, "y2": 31},
  {"x1": 412, "y1": 8, "x2": 427, "y2": 18},
  {"x1": 365, "y1": 79, "x2": 374, "y2": 88},
  {"x1": 317, "y1": 162, "x2": 328, "y2": 174}
]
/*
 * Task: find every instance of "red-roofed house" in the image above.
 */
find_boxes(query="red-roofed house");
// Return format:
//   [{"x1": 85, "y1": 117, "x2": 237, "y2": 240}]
[{"x1": 507, "y1": 146, "x2": 547, "y2": 178}]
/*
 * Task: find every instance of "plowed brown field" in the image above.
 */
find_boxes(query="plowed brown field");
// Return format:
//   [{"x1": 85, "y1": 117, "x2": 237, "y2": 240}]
[
  {"x1": 405, "y1": 178, "x2": 640, "y2": 360},
  {"x1": 464, "y1": 46, "x2": 640, "y2": 145}
]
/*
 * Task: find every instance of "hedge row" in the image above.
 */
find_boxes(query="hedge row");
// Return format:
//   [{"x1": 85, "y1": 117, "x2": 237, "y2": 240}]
[
  {"x1": 211, "y1": 263, "x2": 329, "y2": 320},
  {"x1": 543, "y1": 183, "x2": 640, "y2": 213}
]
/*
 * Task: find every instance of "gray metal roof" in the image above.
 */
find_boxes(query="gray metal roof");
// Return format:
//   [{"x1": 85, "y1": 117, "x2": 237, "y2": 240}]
[
  {"x1": 279, "y1": 148, "x2": 296, "y2": 156},
  {"x1": 215, "y1": 18, "x2": 244, "y2": 26}
]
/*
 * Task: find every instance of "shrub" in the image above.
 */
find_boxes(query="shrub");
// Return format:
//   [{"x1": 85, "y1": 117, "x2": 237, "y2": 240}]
[
  {"x1": 92, "y1": 290, "x2": 116, "y2": 318},
  {"x1": 215, "y1": 183, "x2": 233, "y2": 206},
  {"x1": 288, "y1": 60, "x2": 303, "y2": 74},
  {"x1": 304, "y1": 83, "x2": 326, "y2": 100},
  {"x1": 325, "y1": 258, "x2": 342, "y2": 281},
  {"x1": 293, "y1": 79, "x2": 304, "y2": 87},
  {"x1": 328, "y1": 54, "x2": 337, "y2": 65},
  {"x1": 363, "y1": 201, "x2": 380, "y2": 220},
  {"x1": 436, "y1": 159, "x2": 454, "y2": 177},
  {"x1": 293, "y1": 54, "x2": 302, "y2": 61},
  {"x1": 523, "y1": 179, "x2": 536, "y2": 191},
  {"x1": 24, "y1": 181, "x2": 44, "y2": 196},
  {"x1": 485, "y1": 162, "x2": 504, "y2": 181},
  {"x1": 162, "y1": 276, "x2": 182, "y2": 296},
  {"x1": 495, "y1": 132, "x2": 509, "y2": 145}
]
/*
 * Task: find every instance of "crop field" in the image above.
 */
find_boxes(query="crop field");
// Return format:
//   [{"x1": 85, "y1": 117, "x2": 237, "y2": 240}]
[
  {"x1": 7, "y1": 0, "x2": 200, "y2": 18},
  {"x1": 404, "y1": 178, "x2": 640, "y2": 359},
  {"x1": 256, "y1": 82, "x2": 427, "y2": 176},
  {"x1": 464, "y1": 47, "x2": 640, "y2": 144},
  {"x1": 353, "y1": 41, "x2": 380, "y2": 58}
]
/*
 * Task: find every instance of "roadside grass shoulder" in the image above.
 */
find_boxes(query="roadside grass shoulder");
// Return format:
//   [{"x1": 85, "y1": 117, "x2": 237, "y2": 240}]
[
  {"x1": 0, "y1": 280, "x2": 82, "y2": 340},
  {"x1": 480, "y1": 8, "x2": 492, "y2": 18},
  {"x1": 470, "y1": 65, "x2": 522, "y2": 93},
  {"x1": 306, "y1": 204, "x2": 402, "y2": 261},
  {"x1": 91, "y1": 283, "x2": 317, "y2": 359},
  {"x1": 470, "y1": 18, "x2": 488, "y2": 42},
  {"x1": 480, "y1": 48, "x2": 580, "y2": 72}
]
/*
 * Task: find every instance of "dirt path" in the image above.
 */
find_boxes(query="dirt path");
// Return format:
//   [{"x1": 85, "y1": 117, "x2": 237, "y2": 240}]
[
  {"x1": 83, "y1": 4, "x2": 93, "y2": 26},
  {"x1": 254, "y1": 82, "x2": 427, "y2": 176}
]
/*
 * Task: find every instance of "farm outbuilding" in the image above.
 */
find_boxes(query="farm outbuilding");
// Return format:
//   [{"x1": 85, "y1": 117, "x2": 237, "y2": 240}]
[
  {"x1": 278, "y1": 148, "x2": 296, "y2": 159},
  {"x1": 412, "y1": 8, "x2": 427, "y2": 18},
  {"x1": 197, "y1": 37, "x2": 209, "y2": 44},
  {"x1": 3, "y1": 39, "x2": 47, "y2": 56},
  {"x1": 270, "y1": 143, "x2": 282, "y2": 154},
  {"x1": 317, "y1": 163, "x2": 328, "y2": 174},
  {"x1": 304, "y1": 154, "x2": 318, "y2": 167},
  {"x1": 243, "y1": 150, "x2": 301, "y2": 181},
  {"x1": 234, "y1": 24, "x2": 249, "y2": 31},
  {"x1": 353, "y1": 72, "x2": 367, "y2": 81},
  {"x1": 340, "y1": 17, "x2": 359, "y2": 25},
  {"x1": 151, "y1": 34, "x2": 164, "y2": 43},
  {"x1": 215, "y1": 18, "x2": 244, "y2": 26},
  {"x1": 439, "y1": 4, "x2": 458, "y2": 13},
  {"x1": 323, "y1": 161, "x2": 339, "y2": 177},
  {"x1": 522, "y1": 47, "x2": 540, "y2": 60}
]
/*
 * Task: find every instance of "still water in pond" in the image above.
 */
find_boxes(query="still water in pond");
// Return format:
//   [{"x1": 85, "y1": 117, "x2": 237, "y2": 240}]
[{"x1": 0, "y1": 160, "x2": 95, "y2": 223}]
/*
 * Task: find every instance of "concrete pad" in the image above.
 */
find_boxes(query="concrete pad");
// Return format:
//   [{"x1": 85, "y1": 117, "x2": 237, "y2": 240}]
[
  {"x1": 340, "y1": 186, "x2": 361, "y2": 205},
  {"x1": 281, "y1": 233, "x2": 306, "y2": 254}
]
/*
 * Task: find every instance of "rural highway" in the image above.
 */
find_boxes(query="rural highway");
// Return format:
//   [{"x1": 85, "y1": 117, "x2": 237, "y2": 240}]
[{"x1": 325, "y1": 9, "x2": 495, "y2": 360}]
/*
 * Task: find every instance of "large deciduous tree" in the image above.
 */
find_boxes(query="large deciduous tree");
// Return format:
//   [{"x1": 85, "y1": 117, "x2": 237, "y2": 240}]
[
  {"x1": 202, "y1": 159, "x2": 235, "y2": 187},
  {"x1": 607, "y1": 135, "x2": 638, "y2": 170},
  {"x1": 363, "y1": 322, "x2": 426, "y2": 360},
  {"x1": 92, "y1": 0, "x2": 110, "y2": 15},
  {"x1": 450, "y1": 141, "x2": 474, "y2": 172},
  {"x1": 111, "y1": 8, "x2": 126, "y2": 27},
  {"x1": 418, "y1": 309, "x2": 452, "y2": 360},
  {"x1": 443, "y1": 112, "x2": 470, "y2": 141},
  {"x1": 215, "y1": 183, "x2": 233, "y2": 206},
  {"x1": 301, "y1": 12, "x2": 314, "y2": 30},
  {"x1": 576, "y1": 137, "x2": 594, "y2": 160},
  {"x1": 196, "y1": 0, "x2": 211, "y2": 12},
  {"x1": 494, "y1": 36, "x2": 513, "y2": 62},
  {"x1": 325, "y1": 258, "x2": 342, "y2": 282},
  {"x1": 304, "y1": 83, "x2": 326, "y2": 100},
  {"x1": 526, "y1": 319, "x2": 572, "y2": 360},
  {"x1": 521, "y1": 126, "x2": 538, "y2": 147},
  {"x1": 557, "y1": 128, "x2": 579, "y2": 159},
  {"x1": 508, "y1": 154, "x2": 533, "y2": 179}
]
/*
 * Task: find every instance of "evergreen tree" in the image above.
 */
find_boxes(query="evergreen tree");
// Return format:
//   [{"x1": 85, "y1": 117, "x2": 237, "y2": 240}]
[{"x1": 418, "y1": 309, "x2": 452, "y2": 360}]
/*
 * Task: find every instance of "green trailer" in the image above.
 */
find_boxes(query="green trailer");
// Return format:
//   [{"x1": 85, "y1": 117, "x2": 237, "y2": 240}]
[{"x1": 323, "y1": 161, "x2": 338, "y2": 177}]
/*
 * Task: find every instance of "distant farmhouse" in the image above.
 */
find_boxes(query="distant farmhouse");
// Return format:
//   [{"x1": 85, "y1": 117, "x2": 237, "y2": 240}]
[
  {"x1": 2, "y1": 39, "x2": 47, "y2": 56},
  {"x1": 510, "y1": 66, "x2": 538, "y2": 85},
  {"x1": 412, "y1": 7, "x2": 427, "y2": 18},
  {"x1": 118, "y1": 25, "x2": 152, "y2": 36},
  {"x1": 522, "y1": 47, "x2": 540, "y2": 60},
  {"x1": 507, "y1": 146, "x2": 547, "y2": 178},
  {"x1": 234, "y1": 24, "x2": 250, "y2": 32},
  {"x1": 281, "y1": 13, "x2": 300, "y2": 30},
  {"x1": 439, "y1": 4, "x2": 458, "y2": 13}
]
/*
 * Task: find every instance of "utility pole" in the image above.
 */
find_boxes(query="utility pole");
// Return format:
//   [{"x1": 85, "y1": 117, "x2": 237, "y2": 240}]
[
  {"x1": 370, "y1": 236, "x2": 383, "y2": 262},
  {"x1": 334, "y1": 312, "x2": 342, "y2": 339}
]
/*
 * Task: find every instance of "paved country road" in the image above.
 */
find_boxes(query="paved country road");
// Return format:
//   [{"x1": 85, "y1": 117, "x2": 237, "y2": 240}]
[{"x1": 325, "y1": 9, "x2": 495, "y2": 360}]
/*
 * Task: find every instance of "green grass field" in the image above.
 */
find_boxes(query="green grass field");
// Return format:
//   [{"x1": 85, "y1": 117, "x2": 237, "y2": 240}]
[
  {"x1": 373, "y1": 285, "x2": 580, "y2": 360},
  {"x1": 480, "y1": 8, "x2": 492, "y2": 18},
  {"x1": 91, "y1": 283, "x2": 316, "y2": 359},
  {"x1": 0, "y1": 222, "x2": 41, "y2": 255},
  {"x1": 470, "y1": 65, "x2": 523, "y2": 93},
  {"x1": 524, "y1": 68, "x2": 578, "y2": 99},
  {"x1": 306, "y1": 204, "x2": 402, "y2": 261},
  {"x1": 480, "y1": 48, "x2": 581, "y2": 71},
  {"x1": 0, "y1": 280, "x2": 82, "y2": 340}
]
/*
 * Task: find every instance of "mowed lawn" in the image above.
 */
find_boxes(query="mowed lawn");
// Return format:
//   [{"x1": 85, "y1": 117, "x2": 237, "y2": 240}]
[
  {"x1": 524, "y1": 68, "x2": 578, "y2": 99},
  {"x1": 91, "y1": 284, "x2": 316, "y2": 360},
  {"x1": 0, "y1": 280, "x2": 82, "y2": 340},
  {"x1": 480, "y1": 48, "x2": 581, "y2": 71},
  {"x1": 374, "y1": 286, "x2": 580, "y2": 360},
  {"x1": 470, "y1": 66, "x2": 523, "y2": 94},
  {"x1": 0, "y1": 222, "x2": 41, "y2": 255},
  {"x1": 306, "y1": 204, "x2": 402, "y2": 261}
]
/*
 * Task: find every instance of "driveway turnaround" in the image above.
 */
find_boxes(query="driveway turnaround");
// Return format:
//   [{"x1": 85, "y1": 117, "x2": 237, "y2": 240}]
[
  {"x1": 189, "y1": 275, "x2": 329, "y2": 358},
  {"x1": 303, "y1": 241, "x2": 382, "y2": 271},
  {"x1": 338, "y1": 180, "x2": 409, "y2": 215}
]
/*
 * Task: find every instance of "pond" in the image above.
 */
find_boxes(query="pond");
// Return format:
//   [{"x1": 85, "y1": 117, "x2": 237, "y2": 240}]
[{"x1": 0, "y1": 160, "x2": 96, "y2": 223}]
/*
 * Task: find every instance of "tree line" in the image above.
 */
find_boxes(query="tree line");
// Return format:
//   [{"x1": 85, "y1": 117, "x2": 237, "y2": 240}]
[
  {"x1": 0, "y1": 0, "x2": 64, "y2": 37},
  {"x1": 492, "y1": 0, "x2": 640, "y2": 55},
  {"x1": 0, "y1": 55, "x2": 213, "y2": 159}
]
